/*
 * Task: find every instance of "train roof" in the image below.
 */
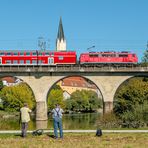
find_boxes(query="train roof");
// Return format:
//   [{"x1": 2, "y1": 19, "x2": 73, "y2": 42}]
[{"x1": 81, "y1": 51, "x2": 135, "y2": 54}]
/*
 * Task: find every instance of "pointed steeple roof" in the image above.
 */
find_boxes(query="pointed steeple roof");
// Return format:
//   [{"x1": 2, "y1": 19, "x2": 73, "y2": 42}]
[{"x1": 57, "y1": 17, "x2": 65, "y2": 41}]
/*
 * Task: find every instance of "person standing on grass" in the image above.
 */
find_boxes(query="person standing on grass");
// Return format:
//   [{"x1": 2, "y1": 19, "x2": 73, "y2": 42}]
[
  {"x1": 52, "y1": 104, "x2": 64, "y2": 139},
  {"x1": 20, "y1": 103, "x2": 32, "y2": 137}
]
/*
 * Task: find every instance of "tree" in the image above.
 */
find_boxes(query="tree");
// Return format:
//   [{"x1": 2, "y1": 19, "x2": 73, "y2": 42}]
[
  {"x1": 142, "y1": 49, "x2": 148, "y2": 65},
  {"x1": 0, "y1": 83, "x2": 35, "y2": 112},
  {"x1": 65, "y1": 90, "x2": 102, "y2": 112},
  {"x1": 47, "y1": 88, "x2": 64, "y2": 110},
  {"x1": 0, "y1": 81, "x2": 4, "y2": 90},
  {"x1": 114, "y1": 77, "x2": 148, "y2": 122}
]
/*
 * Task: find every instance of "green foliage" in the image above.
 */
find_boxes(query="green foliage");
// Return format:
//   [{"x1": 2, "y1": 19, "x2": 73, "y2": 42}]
[
  {"x1": 0, "y1": 81, "x2": 4, "y2": 90},
  {"x1": 0, "y1": 83, "x2": 35, "y2": 112},
  {"x1": 64, "y1": 90, "x2": 102, "y2": 112},
  {"x1": 97, "y1": 112, "x2": 122, "y2": 129},
  {"x1": 114, "y1": 77, "x2": 148, "y2": 115},
  {"x1": 47, "y1": 86, "x2": 64, "y2": 110},
  {"x1": 121, "y1": 101, "x2": 148, "y2": 128},
  {"x1": 114, "y1": 77, "x2": 148, "y2": 128},
  {"x1": 48, "y1": 85, "x2": 102, "y2": 112},
  {"x1": 51, "y1": 84, "x2": 62, "y2": 90},
  {"x1": 142, "y1": 49, "x2": 148, "y2": 64}
]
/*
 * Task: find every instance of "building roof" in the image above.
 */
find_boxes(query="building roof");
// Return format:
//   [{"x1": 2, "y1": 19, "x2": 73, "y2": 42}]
[
  {"x1": 57, "y1": 17, "x2": 65, "y2": 41},
  {"x1": 61, "y1": 77, "x2": 97, "y2": 89},
  {"x1": 1, "y1": 77, "x2": 16, "y2": 83}
]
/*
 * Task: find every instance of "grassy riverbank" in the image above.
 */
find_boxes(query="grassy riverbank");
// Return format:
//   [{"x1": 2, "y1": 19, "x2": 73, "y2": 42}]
[{"x1": 0, "y1": 133, "x2": 147, "y2": 148}]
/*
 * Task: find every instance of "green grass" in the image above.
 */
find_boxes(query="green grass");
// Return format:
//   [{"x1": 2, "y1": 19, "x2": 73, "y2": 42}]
[{"x1": 0, "y1": 133, "x2": 147, "y2": 148}]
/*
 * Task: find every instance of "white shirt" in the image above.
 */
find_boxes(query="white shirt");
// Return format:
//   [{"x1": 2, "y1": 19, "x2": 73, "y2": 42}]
[
  {"x1": 20, "y1": 107, "x2": 32, "y2": 122},
  {"x1": 52, "y1": 107, "x2": 64, "y2": 118}
]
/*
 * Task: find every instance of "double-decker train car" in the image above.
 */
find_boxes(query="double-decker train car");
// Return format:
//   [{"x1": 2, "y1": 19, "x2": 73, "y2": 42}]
[
  {"x1": 79, "y1": 51, "x2": 138, "y2": 65},
  {"x1": 0, "y1": 50, "x2": 77, "y2": 65}
]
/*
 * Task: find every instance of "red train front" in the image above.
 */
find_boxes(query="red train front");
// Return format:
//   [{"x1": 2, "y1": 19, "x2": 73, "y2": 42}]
[{"x1": 79, "y1": 51, "x2": 138, "y2": 65}]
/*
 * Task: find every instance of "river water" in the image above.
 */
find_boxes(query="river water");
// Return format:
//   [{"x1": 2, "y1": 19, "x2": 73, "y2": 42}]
[{"x1": 0, "y1": 113, "x2": 101, "y2": 130}]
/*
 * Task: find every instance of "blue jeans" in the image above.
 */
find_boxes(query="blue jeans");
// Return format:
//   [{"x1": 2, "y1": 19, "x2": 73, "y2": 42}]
[{"x1": 53, "y1": 117, "x2": 63, "y2": 138}]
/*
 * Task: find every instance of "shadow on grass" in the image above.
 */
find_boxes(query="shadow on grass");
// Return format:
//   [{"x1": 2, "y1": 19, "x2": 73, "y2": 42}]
[{"x1": 46, "y1": 133, "x2": 55, "y2": 139}]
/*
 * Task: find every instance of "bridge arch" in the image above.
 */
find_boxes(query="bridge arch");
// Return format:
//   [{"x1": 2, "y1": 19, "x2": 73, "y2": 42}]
[
  {"x1": 46, "y1": 75, "x2": 103, "y2": 102},
  {"x1": 46, "y1": 75, "x2": 103, "y2": 113}
]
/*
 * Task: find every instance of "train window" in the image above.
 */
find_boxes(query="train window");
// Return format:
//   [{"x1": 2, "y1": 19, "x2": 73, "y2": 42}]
[
  {"x1": 32, "y1": 52, "x2": 37, "y2": 56},
  {"x1": 102, "y1": 54, "x2": 107, "y2": 57},
  {"x1": 32, "y1": 60, "x2": 37, "y2": 64},
  {"x1": 58, "y1": 56, "x2": 64, "y2": 60},
  {"x1": 110, "y1": 54, "x2": 116, "y2": 57},
  {"x1": 7, "y1": 52, "x2": 12, "y2": 56},
  {"x1": 90, "y1": 54, "x2": 98, "y2": 57},
  {"x1": 13, "y1": 52, "x2": 18, "y2": 55},
  {"x1": 26, "y1": 60, "x2": 30, "y2": 64},
  {"x1": 132, "y1": 54, "x2": 135, "y2": 57},
  {"x1": 38, "y1": 60, "x2": 42, "y2": 64},
  {"x1": 45, "y1": 52, "x2": 49, "y2": 55},
  {"x1": 0, "y1": 52, "x2": 4, "y2": 56},
  {"x1": 119, "y1": 54, "x2": 128, "y2": 57},
  {"x1": 6, "y1": 60, "x2": 11, "y2": 64},
  {"x1": 20, "y1": 52, "x2": 24, "y2": 56},
  {"x1": 26, "y1": 52, "x2": 30, "y2": 56},
  {"x1": 51, "y1": 52, "x2": 54, "y2": 56},
  {"x1": 20, "y1": 60, "x2": 24, "y2": 64},
  {"x1": 0, "y1": 58, "x2": 1, "y2": 64},
  {"x1": 38, "y1": 52, "x2": 42, "y2": 56},
  {"x1": 13, "y1": 60, "x2": 18, "y2": 64}
]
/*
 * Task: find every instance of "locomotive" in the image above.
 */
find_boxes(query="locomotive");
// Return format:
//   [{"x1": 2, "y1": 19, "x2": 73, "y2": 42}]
[
  {"x1": 0, "y1": 50, "x2": 138, "y2": 66},
  {"x1": 79, "y1": 51, "x2": 138, "y2": 65}
]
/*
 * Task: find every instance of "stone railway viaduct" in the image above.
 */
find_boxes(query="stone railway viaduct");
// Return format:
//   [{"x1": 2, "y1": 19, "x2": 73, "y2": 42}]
[{"x1": 0, "y1": 66, "x2": 148, "y2": 123}]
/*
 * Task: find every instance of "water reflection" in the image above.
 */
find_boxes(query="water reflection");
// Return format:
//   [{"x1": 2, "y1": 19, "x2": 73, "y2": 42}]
[{"x1": 0, "y1": 113, "x2": 101, "y2": 130}]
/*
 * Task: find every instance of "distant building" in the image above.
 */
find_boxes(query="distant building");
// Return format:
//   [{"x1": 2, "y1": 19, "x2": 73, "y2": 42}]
[
  {"x1": 56, "y1": 17, "x2": 66, "y2": 51},
  {"x1": 57, "y1": 77, "x2": 101, "y2": 99},
  {"x1": 63, "y1": 90, "x2": 71, "y2": 100},
  {"x1": 1, "y1": 77, "x2": 22, "y2": 86}
]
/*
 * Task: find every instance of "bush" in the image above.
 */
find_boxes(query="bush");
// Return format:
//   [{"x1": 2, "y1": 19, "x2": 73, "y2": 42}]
[
  {"x1": 120, "y1": 102, "x2": 148, "y2": 128},
  {"x1": 97, "y1": 112, "x2": 122, "y2": 129}
]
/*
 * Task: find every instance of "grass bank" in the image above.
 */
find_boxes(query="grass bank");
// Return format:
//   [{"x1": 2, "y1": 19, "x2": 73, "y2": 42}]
[{"x1": 0, "y1": 133, "x2": 147, "y2": 148}]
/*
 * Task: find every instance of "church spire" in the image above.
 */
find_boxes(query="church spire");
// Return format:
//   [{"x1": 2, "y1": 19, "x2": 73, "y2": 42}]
[
  {"x1": 56, "y1": 17, "x2": 66, "y2": 51},
  {"x1": 57, "y1": 17, "x2": 65, "y2": 41}
]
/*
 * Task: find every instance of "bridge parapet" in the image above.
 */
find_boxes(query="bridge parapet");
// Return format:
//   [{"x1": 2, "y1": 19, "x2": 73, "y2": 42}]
[{"x1": 0, "y1": 65, "x2": 148, "y2": 73}]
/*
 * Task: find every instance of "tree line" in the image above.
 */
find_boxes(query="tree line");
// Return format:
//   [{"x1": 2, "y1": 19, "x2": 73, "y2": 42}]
[
  {"x1": 47, "y1": 85, "x2": 102, "y2": 113},
  {"x1": 0, "y1": 81, "x2": 102, "y2": 113}
]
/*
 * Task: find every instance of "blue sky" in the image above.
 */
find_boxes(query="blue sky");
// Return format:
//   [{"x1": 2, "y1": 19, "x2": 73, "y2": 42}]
[{"x1": 0, "y1": 0, "x2": 148, "y2": 61}]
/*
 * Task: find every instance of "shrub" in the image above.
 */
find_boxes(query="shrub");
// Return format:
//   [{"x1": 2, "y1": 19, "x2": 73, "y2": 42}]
[{"x1": 97, "y1": 112, "x2": 122, "y2": 129}]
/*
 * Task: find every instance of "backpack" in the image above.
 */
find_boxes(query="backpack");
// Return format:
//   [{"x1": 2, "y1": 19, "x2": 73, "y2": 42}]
[
  {"x1": 32, "y1": 129, "x2": 44, "y2": 136},
  {"x1": 96, "y1": 129, "x2": 102, "y2": 137}
]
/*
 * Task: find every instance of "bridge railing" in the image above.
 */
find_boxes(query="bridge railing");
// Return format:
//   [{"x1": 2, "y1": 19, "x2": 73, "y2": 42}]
[{"x1": 0, "y1": 65, "x2": 148, "y2": 72}]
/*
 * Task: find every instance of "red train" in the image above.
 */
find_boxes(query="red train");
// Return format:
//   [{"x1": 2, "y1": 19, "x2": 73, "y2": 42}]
[
  {"x1": 0, "y1": 50, "x2": 138, "y2": 65},
  {"x1": 0, "y1": 50, "x2": 76, "y2": 65},
  {"x1": 80, "y1": 51, "x2": 138, "y2": 65}
]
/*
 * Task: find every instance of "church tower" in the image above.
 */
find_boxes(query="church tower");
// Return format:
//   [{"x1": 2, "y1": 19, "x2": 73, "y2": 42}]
[{"x1": 56, "y1": 17, "x2": 66, "y2": 51}]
